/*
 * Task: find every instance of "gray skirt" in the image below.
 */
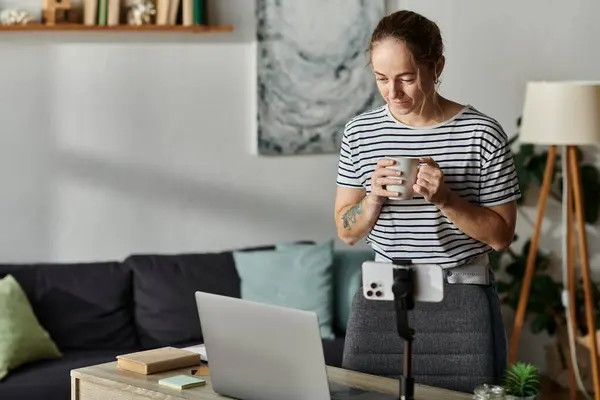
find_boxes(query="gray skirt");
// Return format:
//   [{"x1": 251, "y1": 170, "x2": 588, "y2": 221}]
[{"x1": 341, "y1": 273, "x2": 507, "y2": 394}]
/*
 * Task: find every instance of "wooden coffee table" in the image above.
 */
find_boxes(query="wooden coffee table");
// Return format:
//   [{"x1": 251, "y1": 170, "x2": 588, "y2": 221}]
[{"x1": 70, "y1": 361, "x2": 471, "y2": 400}]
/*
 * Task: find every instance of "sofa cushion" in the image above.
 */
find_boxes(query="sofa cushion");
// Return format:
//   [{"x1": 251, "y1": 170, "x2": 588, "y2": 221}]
[
  {"x1": 0, "y1": 348, "x2": 139, "y2": 400},
  {"x1": 234, "y1": 240, "x2": 335, "y2": 340},
  {"x1": 272, "y1": 244, "x2": 374, "y2": 335},
  {"x1": 0, "y1": 262, "x2": 136, "y2": 351},
  {"x1": 126, "y1": 252, "x2": 241, "y2": 349},
  {"x1": 332, "y1": 249, "x2": 374, "y2": 334},
  {"x1": 0, "y1": 274, "x2": 62, "y2": 381}
]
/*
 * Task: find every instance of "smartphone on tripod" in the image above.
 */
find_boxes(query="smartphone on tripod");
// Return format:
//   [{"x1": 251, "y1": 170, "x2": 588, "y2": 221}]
[{"x1": 361, "y1": 261, "x2": 444, "y2": 303}]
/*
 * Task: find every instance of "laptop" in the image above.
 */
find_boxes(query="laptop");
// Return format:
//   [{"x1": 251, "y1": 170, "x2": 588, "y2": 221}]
[{"x1": 194, "y1": 291, "x2": 396, "y2": 400}]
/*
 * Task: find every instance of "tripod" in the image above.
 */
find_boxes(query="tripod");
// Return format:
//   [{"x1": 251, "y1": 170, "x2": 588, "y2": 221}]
[
  {"x1": 391, "y1": 259, "x2": 416, "y2": 400},
  {"x1": 508, "y1": 145, "x2": 600, "y2": 399}
]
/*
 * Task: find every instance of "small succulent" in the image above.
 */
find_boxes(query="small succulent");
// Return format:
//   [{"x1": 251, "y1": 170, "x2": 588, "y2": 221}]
[{"x1": 504, "y1": 362, "x2": 540, "y2": 397}]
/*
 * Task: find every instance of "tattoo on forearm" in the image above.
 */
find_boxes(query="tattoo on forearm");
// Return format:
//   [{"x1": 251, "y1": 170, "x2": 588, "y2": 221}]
[{"x1": 342, "y1": 200, "x2": 363, "y2": 231}]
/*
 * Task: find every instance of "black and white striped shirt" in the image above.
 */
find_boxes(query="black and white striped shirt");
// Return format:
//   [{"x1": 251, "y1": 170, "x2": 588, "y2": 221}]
[{"x1": 336, "y1": 104, "x2": 521, "y2": 268}]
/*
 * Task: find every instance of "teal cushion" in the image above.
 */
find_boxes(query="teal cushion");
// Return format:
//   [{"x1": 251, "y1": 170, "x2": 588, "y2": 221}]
[
  {"x1": 233, "y1": 240, "x2": 335, "y2": 339},
  {"x1": 332, "y1": 250, "x2": 374, "y2": 333},
  {"x1": 276, "y1": 243, "x2": 374, "y2": 334}
]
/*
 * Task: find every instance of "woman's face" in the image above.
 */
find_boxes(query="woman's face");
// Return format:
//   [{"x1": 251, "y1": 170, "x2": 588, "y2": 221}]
[{"x1": 370, "y1": 38, "x2": 437, "y2": 117}]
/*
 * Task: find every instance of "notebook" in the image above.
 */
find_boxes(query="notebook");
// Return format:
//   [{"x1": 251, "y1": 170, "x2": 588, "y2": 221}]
[
  {"x1": 158, "y1": 374, "x2": 206, "y2": 390},
  {"x1": 116, "y1": 347, "x2": 201, "y2": 374}
]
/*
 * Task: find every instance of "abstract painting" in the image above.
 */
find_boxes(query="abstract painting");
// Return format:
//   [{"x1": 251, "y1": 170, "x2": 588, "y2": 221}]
[{"x1": 256, "y1": 0, "x2": 386, "y2": 155}]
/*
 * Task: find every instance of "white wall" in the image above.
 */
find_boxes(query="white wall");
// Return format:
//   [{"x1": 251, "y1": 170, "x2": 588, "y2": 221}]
[
  {"x1": 0, "y1": 0, "x2": 373, "y2": 264},
  {"x1": 2, "y1": 0, "x2": 600, "y2": 372},
  {"x1": 390, "y1": 0, "x2": 600, "y2": 372}
]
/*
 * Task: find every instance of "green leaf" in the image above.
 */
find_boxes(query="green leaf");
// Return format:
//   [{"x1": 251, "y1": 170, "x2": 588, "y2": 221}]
[
  {"x1": 527, "y1": 153, "x2": 549, "y2": 185},
  {"x1": 506, "y1": 260, "x2": 525, "y2": 279},
  {"x1": 531, "y1": 275, "x2": 560, "y2": 298},
  {"x1": 509, "y1": 135, "x2": 519, "y2": 146},
  {"x1": 576, "y1": 165, "x2": 600, "y2": 224},
  {"x1": 520, "y1": 240, "x2": 532, "y2": 258},
  {"x1": 530, "y1": 312, "x2": 556, "y2": 335},
  {"x1": 514, "y1": 157, "x2": 532, "y2": 203},
  {"x1": 519, "y1": 143, "x2": 534, "y2": 157},
  {"x1": 527, "y1": 300, "x2": 547, "y2": 314},
  {"x1": 517, "y1": 240, "x2": 550, "y2": 272},
  {"x1": 495, "y1": 281, "x2": 512, "y2": 294},
  {"x1": 489, "y1": 251, "x2": 504, "y2": 272},
  {"x1": 536, "y1": 255, "x2": 550, "y2": 273},
  {"x1": 504, "y1": 362, "x2": 540, "y2": 396},
  {"x1": 583, "y1": 187, "x2": 600, "y2": 224},
  {"x1": 506, "y1": 281, "x2": 523, "y2": 310},
  {"x1": 575, "y1": 146, "x2": 584, "y2": 164},
  {"x1": 581, "y1": 164, "x2": 599, "y2": 183}
]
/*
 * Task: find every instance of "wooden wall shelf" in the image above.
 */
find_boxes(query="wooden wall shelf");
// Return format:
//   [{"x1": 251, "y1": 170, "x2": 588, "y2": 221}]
[{"x1": 0, "y1": 24, "x2": 233, "y2": 33}]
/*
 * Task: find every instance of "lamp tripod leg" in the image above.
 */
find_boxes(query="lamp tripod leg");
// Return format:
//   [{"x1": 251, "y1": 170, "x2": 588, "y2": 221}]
[
  {"x1": 509, "y1": 145, "x2": 557, "y2": 364},
  {"x1": 566, "y1": 147, "x2": 578, "y2": 400},
  {"x1": 568, "y1": 145, "x2": 600, "y2": 400}
]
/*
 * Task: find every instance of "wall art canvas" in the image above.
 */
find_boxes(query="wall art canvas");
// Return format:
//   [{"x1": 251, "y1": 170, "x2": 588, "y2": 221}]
[{"x1": 256, "y1": 0, "x2": 386, "y2": 156}]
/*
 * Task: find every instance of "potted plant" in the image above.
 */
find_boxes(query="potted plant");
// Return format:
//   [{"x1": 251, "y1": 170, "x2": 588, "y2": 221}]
[{"x1": 503, "y1": 362, "x2": 540, "y2": 400}]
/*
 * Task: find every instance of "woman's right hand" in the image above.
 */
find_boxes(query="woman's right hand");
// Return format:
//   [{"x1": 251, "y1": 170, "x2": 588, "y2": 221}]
[{"x1": 368, "y1": 158, "x2": 404, "y2": 204}]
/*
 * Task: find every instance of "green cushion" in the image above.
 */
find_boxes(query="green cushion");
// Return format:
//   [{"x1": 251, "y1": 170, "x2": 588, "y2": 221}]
[
  {"x1": 233, "y1": 240, "x2": 335, "y2": 340},
  {"x1": 0, "y1": 274, "x2": 61, "y2": 381},
  {"x1": 332, "y1": 249, "x2": 374, "y2": 333},
  {"x1": 275, "y1": 243, "x2": 374, "y2": 334}
]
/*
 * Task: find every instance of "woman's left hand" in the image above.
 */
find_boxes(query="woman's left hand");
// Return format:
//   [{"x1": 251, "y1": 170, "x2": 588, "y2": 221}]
[{"x1": 413, "y1": 157, "x2": 452, "y2": 208}]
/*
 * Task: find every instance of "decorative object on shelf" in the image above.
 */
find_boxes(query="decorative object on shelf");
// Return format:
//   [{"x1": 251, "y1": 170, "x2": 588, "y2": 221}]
[
  {"x1": 0, "y1": 9, "x2": 35, "y2": 25},
  {"x1": 503, "y1": 362, "x2": 540, "y2": 400},
  {"x1": 42, "y1": 0, "x2": 76, "y2": 25},
  {"x1": 125, "y1": 0, "x2": 156, "y2": 25},
  {"x1": 255, "y1": 0, "x2": 385, "y2": 156},
  {"x1": 0, "y1": 23, "x2": 232, "y2": 32}
]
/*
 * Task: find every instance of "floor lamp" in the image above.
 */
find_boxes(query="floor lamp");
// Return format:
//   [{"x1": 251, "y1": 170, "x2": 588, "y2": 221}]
[{"x1": 508, "y1": 81, "x2": 600, "y2": 399}]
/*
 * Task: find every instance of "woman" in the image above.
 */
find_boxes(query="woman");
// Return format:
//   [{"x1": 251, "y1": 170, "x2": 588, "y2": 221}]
[{"x1": 334, "y1": 10, "x2": 520, "y2": 393}]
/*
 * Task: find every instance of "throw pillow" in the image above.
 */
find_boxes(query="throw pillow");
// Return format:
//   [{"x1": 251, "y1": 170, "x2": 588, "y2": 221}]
[
  {"x1": 0, "y1": 274, "x2": 61, "y2": 381},
  {"x1": 233, "y1": 240, "x2": 335, "y2": 340},
  {"x1": 331, "y1": 250, "x2": 374, "y2": 333},
  {"x1": 277, "y1": 244, "x2": 374, "y2": 334}
]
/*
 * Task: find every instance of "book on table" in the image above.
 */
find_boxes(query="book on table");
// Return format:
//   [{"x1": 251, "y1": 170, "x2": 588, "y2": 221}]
[{"x1": 116, "y1": 346, "x2": 201, "y2": 374}]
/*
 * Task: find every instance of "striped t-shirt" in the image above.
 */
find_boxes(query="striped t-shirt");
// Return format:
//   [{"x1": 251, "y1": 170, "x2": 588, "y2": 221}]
[{"x1": 336, "y1": 104, "x2": 521, "y2": 269}]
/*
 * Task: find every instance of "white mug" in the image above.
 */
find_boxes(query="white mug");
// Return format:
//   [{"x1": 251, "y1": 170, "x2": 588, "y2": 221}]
[{"x1": 383, "y1": 156, "x2": 420, "y2": 200}]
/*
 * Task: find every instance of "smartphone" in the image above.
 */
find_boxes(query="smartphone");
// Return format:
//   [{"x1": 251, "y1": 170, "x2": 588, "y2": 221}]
[{"x1": 362, "y1": 261, "x2": 444, "y2": 303}]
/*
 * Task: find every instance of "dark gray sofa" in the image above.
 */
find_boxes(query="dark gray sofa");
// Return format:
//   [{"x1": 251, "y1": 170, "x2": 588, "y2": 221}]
[{"x1": 0, "y1": 243, "x2": 363, "y2": 400}]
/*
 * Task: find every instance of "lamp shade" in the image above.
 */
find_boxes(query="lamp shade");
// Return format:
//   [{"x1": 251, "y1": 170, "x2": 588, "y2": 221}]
[{"x1": 519, "y1": 81, "x2": 600, "y2": 145}]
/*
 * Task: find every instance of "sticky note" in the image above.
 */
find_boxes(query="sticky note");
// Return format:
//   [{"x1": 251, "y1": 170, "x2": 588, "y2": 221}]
[{"x1": 158, "y1": 374, "x2": 206, "y2": 390}]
